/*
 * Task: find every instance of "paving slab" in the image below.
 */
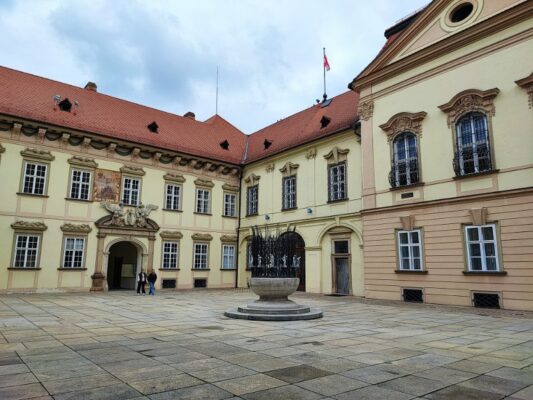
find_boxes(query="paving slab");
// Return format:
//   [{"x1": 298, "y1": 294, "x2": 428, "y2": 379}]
[{"x1": 265, "y1": 365, "x2": 332, "y2": 383}]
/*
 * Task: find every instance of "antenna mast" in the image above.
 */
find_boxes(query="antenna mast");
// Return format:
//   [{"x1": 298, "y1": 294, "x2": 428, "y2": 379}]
[{"x1": 216, "y1": 66, "x2": 219, "y2": 115}]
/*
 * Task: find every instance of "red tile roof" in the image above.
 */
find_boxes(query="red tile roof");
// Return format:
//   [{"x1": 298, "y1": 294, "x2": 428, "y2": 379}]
[
  {"x1": 0, "y1": 66, "x2": 359, "y2": 165},
  {"x1": 245, "y1": 91, "x2": 359, "y2": 163},
  {"x1": 0, "y1": 66, "x2": 247, "y2": 164}
]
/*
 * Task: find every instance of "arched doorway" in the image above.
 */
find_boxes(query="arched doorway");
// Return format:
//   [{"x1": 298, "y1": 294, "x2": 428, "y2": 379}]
[
  {"x1": 107, "y1": 242, "x2": 139, "y2": 290},
  {"x1": 280, "y1": 231, "x2": 306, "y2": 292}
]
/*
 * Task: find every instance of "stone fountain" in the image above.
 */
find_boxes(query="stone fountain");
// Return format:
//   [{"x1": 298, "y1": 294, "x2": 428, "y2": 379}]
[{"x1": 225, "y1": 227, "x2": 323, "y2": 321}]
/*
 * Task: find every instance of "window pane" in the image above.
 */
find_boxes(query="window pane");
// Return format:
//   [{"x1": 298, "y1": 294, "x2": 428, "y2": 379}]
[
  {"x1": 334, "y1": 241, "x2": 349, "y2": 254},
  {"x1": 467, "y1": 228, "x2": 479, "y2": 241},
  {"x1": 470, "y1": 257, "x2": 482, "y2": 271},
  {"x1": 401, "y1": 258, "x2": 411, "y2": 270},
  {"x1": 469, "y1": 243, "x2": 481, "y2": 257},
  {"x1": 399, "y1": 232, "x2": 408, "y2": 244},
  {"x1": 412, "y1": 246, "x2": 420, "y2": 258},
  {"x1": 413, "y1": 258, "x2": 421, "y2": 270},
  {"x1": 482, "y1": 226, "x2": 494, "y2": 240},
  {"x1": 401, "y1": 246, "x2": 409, "y2": 258},
  {"x1": 486, "y1": 257, "x2": 498, "y2": 271},
  {"x1": 411, "y1": 231, "x2": 419, "y2": 243}
]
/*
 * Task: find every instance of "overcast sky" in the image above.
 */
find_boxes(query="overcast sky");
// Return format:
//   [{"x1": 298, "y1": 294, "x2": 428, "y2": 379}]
[{"x1": 0, "y1": 0, "x2": 428, "y2": 133}]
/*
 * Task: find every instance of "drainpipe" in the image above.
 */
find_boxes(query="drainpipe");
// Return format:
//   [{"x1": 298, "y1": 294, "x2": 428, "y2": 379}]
[{"x1": 235, "y1": 168, "x2": 243, "y2": 288}]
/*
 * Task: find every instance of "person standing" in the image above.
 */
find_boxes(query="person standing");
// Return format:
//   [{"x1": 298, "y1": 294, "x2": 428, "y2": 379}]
[
  {"x1": 137, "y1": 270, "x2": 147, "y2": 295},
  {"x1": 148, "y1": 270, "x2": 157, "y2": 296}
]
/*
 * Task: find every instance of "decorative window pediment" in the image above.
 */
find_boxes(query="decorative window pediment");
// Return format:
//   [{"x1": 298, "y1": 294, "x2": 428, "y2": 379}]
[
  {"x1": 191, "y1": 233, "x2": 213, "y2": 241},
  {"x1": 438, "y1": 88, "x2": 499, "y2": 127},
  {"x1": 324, "y1": 147, "x2": 350, "y2": 164},
  {"x1": 68, "y1": 156, "x2": 98, "y2": 169},
  {"x1": 379, "y1": 112, "x2": 427, "y2": 141},
  {"x1": 60, "y1": 223, "x2": 92, "y2": 234},
  {"x1": 515, "y1": 73, "x2": 533, "y2": 109},
  {"x1": 469, "y1": 207, "x2": 488, "y2": 226},
  {"x1": 279, "y1": 162, "x2": 299, "y2": 176},
  {"x1": 244, "y1": 173, "x2": 261, "y2": 186},
  {"x1": 220, "y1": 235, "x2": 238, "y2": 243},
  {"x1": 11, "y1": 220, "x2": 48, "y2": 232},
  {"x1": 20, "y1": 148, "x2": 55, "y2": 162},
  {"x1": 194, "y1": 178, "x2": 214, "y2": 188},
  {"x1": 160, "y1": 231, "x2": 183, "y2": 240},
  {"x1": 222, "y1": 183, "x2": 239, "y2": 192},
  {"x1": 120, "y1": 165, "x2": 145, "y2": 176},
  {"x1": 164, "y1": 172, "x2": 186, "y2": 184}
]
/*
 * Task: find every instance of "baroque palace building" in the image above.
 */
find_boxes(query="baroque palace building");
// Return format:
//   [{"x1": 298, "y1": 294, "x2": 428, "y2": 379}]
[{"x1": 0, "y1": 0, "x2": 532, "y2": 310}]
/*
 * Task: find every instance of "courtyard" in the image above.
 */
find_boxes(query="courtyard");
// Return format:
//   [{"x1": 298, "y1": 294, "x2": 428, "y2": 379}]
[{"x1": 1, "y1": 291, "x2": 533, "y2": 400}]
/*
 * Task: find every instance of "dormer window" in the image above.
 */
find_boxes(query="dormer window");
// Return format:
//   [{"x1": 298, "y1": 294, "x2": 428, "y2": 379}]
[
  {"x1": 58, "y1": 98, "x2": 72, "y2": 112},
  {"x1": 220, "y1": 140, "x2": 230, "y2": 150},
  {"x1": 320, "y1": 116, "x2": 331, "y2": 128},
  {"x1": 147, "y1": 121, "x2": 159, "y2": 133},
  {"x1": 264, "y1": 139, "x2": 272, "y2": 150}
]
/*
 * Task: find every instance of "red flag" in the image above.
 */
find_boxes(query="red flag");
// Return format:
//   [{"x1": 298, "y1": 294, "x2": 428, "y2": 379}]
[{"x1": 324, "y1": 53, "x2": 331, "y2": 71}]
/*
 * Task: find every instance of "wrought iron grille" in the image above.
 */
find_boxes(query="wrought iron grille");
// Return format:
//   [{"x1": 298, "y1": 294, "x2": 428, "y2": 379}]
[
  {"x1": 389, "y1": 159, "x2": 420, "y2": 188},
  {"x1": 194, "y1": 279, "x2": 207, "y2": 288},
  {"x1": 250, "y1": 226, "x2": 301, "y2": 278},
  {"x1": 453, "y1": 144, "x2": 492, "y2": 176},
  {"x1": 403, "y1": 288, "x2": 423, "y2": 303},
  {"x1": 162, "y1": 279, "x2": 176, "y2": 289},
  {"x1": 473, "y1": 292, "x2": 500, "y2": 309}
]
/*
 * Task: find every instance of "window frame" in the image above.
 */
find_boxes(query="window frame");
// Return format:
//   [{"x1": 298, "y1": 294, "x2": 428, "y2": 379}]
[
  {"x1": 328, "y1": 162, "x2": 348, "y2": 202},
  {"x1": 464, "y1": 223, "x2": 501, "y2": 272},
  {"x1": 391, "y1": 132, "x2": 420, "y2": 188},
  {"x1": 195, "y1": 188, "x2": 211, "y2": 214},
  {"x1": 68, "y1": 168, "x2": 93, "y2": 201},
  {"x1": 221, "y1": 244, "x2": 236, "y2": 270},
  {"x1": 21, "y1": 161, "x2": 49, "y2": 196},
  {"x1": 121, "y1": 175, "x2": 142, "y2": 206},
  {"x1": 161, "y1": 241, "x2": 180, "y2": 269},
  {"x1": 454, "y1": 112, "x2": 493, "y2": 176},
  {"x1": 193, "y1": 242, "x2": 209, "y2": 270},
  {"x1": 396, "y1": 229, "x2": 424, "y2": 271},
  {"x1": 282, "y1": 175, "x2": 297, "y2": 210},
  {"x1": 11, "y1": 233, "x2": 42, "y2": 269},
  {"x1": 164, "y1": 183, "x2": 182, "y2": 211},
  {"x1": 223, "y1": 192, "x2": 237, "y2": 217},
  {"x1": 246, "y1": 185, "x2": 259, "y2": 216},
  {"x1": 61, "y1": 236, "x2": 87, "y2": 269}
]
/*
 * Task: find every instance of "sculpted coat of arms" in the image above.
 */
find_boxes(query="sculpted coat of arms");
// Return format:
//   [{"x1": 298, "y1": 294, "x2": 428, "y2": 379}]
[{"x1": 101, "y1": 202, "x2": 158, "y2": 228}]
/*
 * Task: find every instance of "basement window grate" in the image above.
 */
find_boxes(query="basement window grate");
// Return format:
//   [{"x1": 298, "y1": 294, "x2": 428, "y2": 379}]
[
  {"x1": 162, "y1": 279, "x2": 176, "y2": 289},
  {"x1": 403, "y1": 288, "x2": 423, "y2": 303},
  {"x1": 473, "y1": 292, "x2": 500, "y2": 309},
  {"x1": 194, "y1": 279, "x2": 207, "y2": 288}
]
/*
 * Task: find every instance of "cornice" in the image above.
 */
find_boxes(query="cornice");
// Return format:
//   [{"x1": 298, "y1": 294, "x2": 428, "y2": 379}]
[
  {"x1": 60, "y1": 223, "x2": 92, "y2": 234},
  {"x1": 11, "y1": 220, "x2": 48, "y2": 232},
  {"x1": 191, "y1": 233, "x2": 213, "y2": 241},
  {"x1": 222, "y1": 183, "x2": 239, "y2": 192},
  {"x1": 67, "y1": 155, "x2": 98, "y2": 169},
  {"x1": 244, "y1": 173, "x2": 261, "y2": 186},
  {"x1": 194, "y1": 178, "x2": 214, "y2": 188},
  {"x1": 323, "y1": 147, "x2": 350, "y2": 164},
  {"x1": 220, "y1": 235, "x2": 238, "y2": 243},
  {"x1": 164, "y1": 172, "x2": 186, "y2": 184},
  {"x1": 279, "y1": 161, "x2": 300, "y2": 176},
  {"x1": 438, "y1": 88, "x2": 499, "y2": 127},
  {"x1": 160, "y1": 230, "x2": 183, "y2": 240},
  {"x1": 120, "y1": 165, "x2": 146, "y2": 176},
  {"x1": 379, "y1": 111, "x2": 427, "y2": 140},
  {"x1": 515, "y1": 72, "x2": 533, "y2": 109},
  {"x1": 20, "y1": 148, "x2": 54, "y2": 162}
]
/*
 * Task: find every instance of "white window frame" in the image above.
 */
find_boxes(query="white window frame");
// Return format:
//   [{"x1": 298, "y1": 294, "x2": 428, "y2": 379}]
[
  {"x1": 456, "y1": 112, "x2": 491, "y2": 175},
  {"x1": 122, "y1": 176, "x2": 141, "y2": 206},
  {"x1": 162, "y1": 241, "x2": 179, "y2": 269},
  {"x1": 282, "y1": 175, "x2": 297, "y2": 210},
  {"x1": 247, "y1": 185, "x2": 258, "y2": 215},
  {"x1": 397, "y1": 229, "x2": 424, "y2": 271},
  {"x1": 22, "y1": 161, "x2": 48, "y2": 195},
  {"x1": 13, "y1": 234, "x2": 41, "y2": 268},
  {"x1": 193, "y1": 243, "x2": 209, "y2": 269},
  {"x1": 392, "y1": 133, "x2": 418, "y2": 187},
  {"x1": 62, "y1": 237, "x2": 85, "y2": 268},
  {"x1": 165, "y1": 183, "x2": 181, "y2": 210},
  {"x1": 69, "y1": 169, "x2": 92, "y2": 200},
  {"x1": 196, "y1": 188, "x2": 210, "y2": 214},
  {"x1": 465, "y1": 224, "x2": 500, "y2": 272},
  {"x1": 329, "y1": 162, "x2": 347, "y2": 201},
  {"x1": 221, "y1": 244, "x2": 236, "y2": 270},
  {"x1": 223, "y1": 193, "x2": 237, "y2": 217}
]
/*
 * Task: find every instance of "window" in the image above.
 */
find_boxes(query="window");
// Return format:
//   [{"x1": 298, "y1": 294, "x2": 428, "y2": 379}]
[
  {"x1": 22, "y1": 162, "x2": 47, "y2": 195},
  {"x1": 282, "y1": 176, "x2": 297, "y2": 210},
  {"x1": 328, "y1": 163, "x2": 347, "y2": 201},
  {"x1": 165, "y1": 184, "x2": 181, "y2": 210},
  {"x1": 13, "y1": 235, "x2": 40, "y2": 268},
  {"x1": 247, "y1": 185, "x2": 258, "y2": 215},
  {"x1": 193, "y1": 243, "x2": 209, "y2": 269},
  {"x1": 224, "y1": 193, "x2": 237, "y2": 217},
  {"x1": 122, "y1": 177, "x2": 141, "y2": 205},
  {"x1": 391, "y1": 133, "x2": 419, "y2": 187},
  {"x1": 69, "y1": 169, "x2": 92, "y2": 200},
  {"x1": 465, "y1": 224, "x2": 499, "y2": 271},
  {"x1": 397, "y1": 230, "x2": 423, "y2": 270},
  {"x1": 454, "y1": 113, "x2": 492, "y2": 176},
  {"x1": 196, "y1": 189, "x2": 210, "y2": 214},
  {"x1": 162, "y1": 241, "x2": 179, "y2": 269},
  {"x1": 333, "y1": 240, "x2": 349, "y2": 254},
  {"x1": 62, "y1": 237, "x2": 85, "y2": 268},
  {"x1": 222, "y1": 244, "x2": 236, "y2": 269}
]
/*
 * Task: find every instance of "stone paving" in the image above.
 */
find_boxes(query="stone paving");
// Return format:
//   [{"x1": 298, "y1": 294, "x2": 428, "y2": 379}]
[{"x1": 1, "y1": 290, "x2": 533, "y2": 399}]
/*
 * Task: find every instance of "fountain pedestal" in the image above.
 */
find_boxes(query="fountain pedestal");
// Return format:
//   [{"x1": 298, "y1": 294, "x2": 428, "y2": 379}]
[{"x1": 224, "y1": 277, "x2": 323, "y2": 321}]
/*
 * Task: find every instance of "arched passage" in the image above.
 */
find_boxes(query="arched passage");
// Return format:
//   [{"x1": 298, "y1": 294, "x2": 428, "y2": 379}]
[
  {"x1": 279, "y1": 231, "x2": 306, "y2": 292},
  {"x1": 107, "y1": 241, "x2": 139, "y2": 290}
]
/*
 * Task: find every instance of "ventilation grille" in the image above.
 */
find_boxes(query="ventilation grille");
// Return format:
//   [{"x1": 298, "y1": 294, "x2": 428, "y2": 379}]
[
  {"x1": 473, "y1": 292, "x2": 500, "y2": 309},
  {"x1": 162, "y1": 279, "x2": 176, "y2": 289},
  {"x1": 194, "y1": 279, "x2": 207, "y2": 288},
  {"x1": 403, "y1": 288, "x2": 423, "y2": 303}
]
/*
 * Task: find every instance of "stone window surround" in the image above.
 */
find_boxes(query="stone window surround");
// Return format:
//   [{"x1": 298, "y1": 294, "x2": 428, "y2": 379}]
[
  {"x1": 515, "y1": 72, "x2": 533, "y2": 109},
  {"x1": 65, "y1": 156, "x2": 98, "y2": 202},
  {"x1": 160, "y1": 231, "x2": 183, "y2": 270},
  {"x1": 9, "y1": 221, "x2": 48, "y2": 270},
  {"x1": 221, "y1": 243, "x2": 237, "y2": 270},
  {"x1": 329, "y1": 228, "x2": 353, "y2": 295},
  {"x1": 18, "y1": 148, "x2": 55, "y2": 197},
  {"x1": 59, "y1": 224, "x2": 92, "y2": 270}
]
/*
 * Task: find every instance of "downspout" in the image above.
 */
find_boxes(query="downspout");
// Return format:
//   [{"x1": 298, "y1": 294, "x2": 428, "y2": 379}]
[{"x1": 235, "y1": 136, "x2": 250, "y2": 288}]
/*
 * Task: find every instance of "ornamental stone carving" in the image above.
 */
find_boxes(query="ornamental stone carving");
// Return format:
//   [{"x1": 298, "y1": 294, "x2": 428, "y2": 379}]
[
  {"x1": 222, "y1": 183, "x2": 239, "y2": 192},
  {"x1": 323, "y1": 147, "x2": 350, "y2": 164},
  {"x1": 60, "y1": 223, "x2": 92, "y2": 234},
  {"x1": 357, "y1": 100, "x2": 374, "y2": 121},
  {"x1": 191, "y1": 233, "x2": 213, "y2": 241},
  {"x1": 160, "y1": 231, "x2": 183, "y2": 240},
  {"x1": 244, "y1": 173, "x2": 261, "y2": 186},
  {"x1": 164, "y1": 172, "x2": 186, "y2": 183},
  {"x1": 20, "y1": 148, "x2": 55, "y2": 162},
  {"x1": 11, "y1": 220, "x2": 48, "y2": 231},
  {"x1": 469, "y1": 207, "x2": 488, "y2": 226},
  {"x1": 279, "y1": 162, "x2": 299, "y2": 176},
  {"x1": 0, "y1": 143, "x2": 5, "y2": 156},
  {"x1": 515, "y1": 73, "x2": 533, "y2": 109},
  {"x1": 67, "y1": 156, "x2": 98, "y2": 169},
  {"x1": 379, "y1": 111, "x2": 427, "y2": 141},
  {"x1": 438, "y1": 88, "x2": 500, "y2": 127},
  {"x1": 220, "y1": 235, "x2": 238, "y2": 243},
  {"x1": 400, "y1": 215, "x2": 415, "y2": 231},
  {"x1": 120, "y1": 165, "x2": 145, "y2": 176},
  {"x1": 265, "y1": 163, "x2": 275, "y2": 173},
  {"x1": 194, "y1": 178, "x2": 214, "y2": 188},
  {"x1": 305, "y1": 148, "x2": 317, "y2": 159},
  {"x1": 100, "y1": 202, "x2": 158, "y2": 228}
]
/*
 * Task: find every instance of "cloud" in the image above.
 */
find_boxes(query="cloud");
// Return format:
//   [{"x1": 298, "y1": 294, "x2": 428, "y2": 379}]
[{"x1": 0, "y1": 0, "x2": 428, "y2": 133}]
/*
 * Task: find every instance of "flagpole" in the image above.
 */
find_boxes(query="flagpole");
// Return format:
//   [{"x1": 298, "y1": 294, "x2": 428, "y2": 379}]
[
  {"x1": 216, "y1": 66, "x2": 219, "y2": 115},
  {"x1": 323, "y1": 47, "x2": 327, "y2": 101}
]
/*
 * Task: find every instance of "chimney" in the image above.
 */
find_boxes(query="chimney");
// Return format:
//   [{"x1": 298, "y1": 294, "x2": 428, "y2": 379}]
[
  {"x1": 184, "y1": 111, "x2": 195, "y2": 120},
  {"x1": 84, "y1": 82, "x2": 97, "y2": 92}
]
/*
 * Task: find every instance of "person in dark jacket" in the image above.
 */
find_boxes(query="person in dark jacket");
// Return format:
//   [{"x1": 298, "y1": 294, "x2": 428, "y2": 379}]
[
  {"x1": 148, "y1": 270, "x2": 157, "y2": 295},
  {"x1": 137, "y1": 270, "x2": 147, "y2": 295}
]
